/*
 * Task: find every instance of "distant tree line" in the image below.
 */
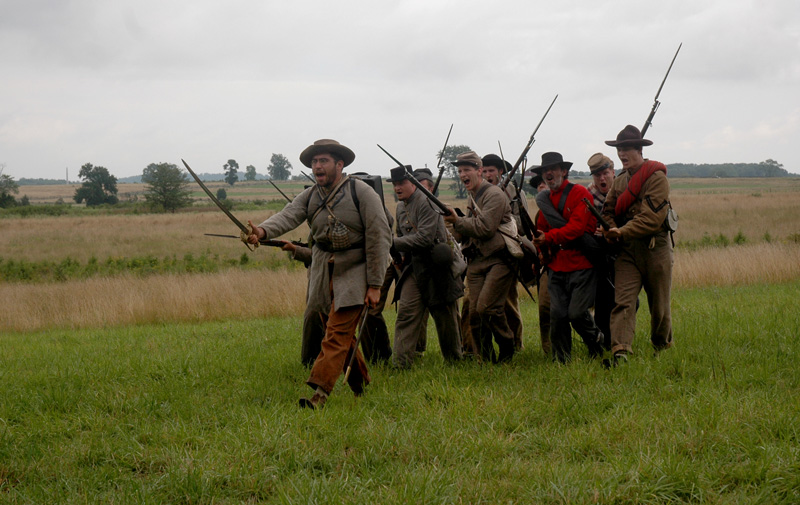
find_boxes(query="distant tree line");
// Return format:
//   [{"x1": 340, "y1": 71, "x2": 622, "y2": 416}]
[{"x1": 666, "y1": 159, "x2": 791, "y2": 178}]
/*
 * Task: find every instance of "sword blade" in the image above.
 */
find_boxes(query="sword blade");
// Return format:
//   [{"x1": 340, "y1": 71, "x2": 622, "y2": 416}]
[{"x1": 182, "y1": 159, "x2": 250, "y2": 235}]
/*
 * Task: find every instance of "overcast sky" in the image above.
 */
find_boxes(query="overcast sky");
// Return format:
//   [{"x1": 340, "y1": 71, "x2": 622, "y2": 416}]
[{"x1": 2, "y1": 0, "x2": 799, "y2": 181}]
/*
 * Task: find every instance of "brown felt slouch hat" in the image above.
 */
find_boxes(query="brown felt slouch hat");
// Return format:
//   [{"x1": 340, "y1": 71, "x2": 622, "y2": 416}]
[
  {"x1": 587, "y1": 153, "x2": 614, "y2": 175},
  {"x1": 605, "y1": 125, "x2": 653, "y2": 147},
  {"x1": 299, "y1": 139, "x2": 356, "y2": 168}
]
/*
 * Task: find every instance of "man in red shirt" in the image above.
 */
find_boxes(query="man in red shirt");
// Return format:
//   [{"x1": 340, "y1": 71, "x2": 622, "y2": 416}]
[{"x1": 532, "y1": 152, "x2": 604, "y2": 363}]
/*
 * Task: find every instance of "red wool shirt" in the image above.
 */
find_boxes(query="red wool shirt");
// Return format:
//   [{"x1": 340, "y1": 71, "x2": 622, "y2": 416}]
[{"x1": 535, "y1": 179, "x2": 597, "y2": 272}]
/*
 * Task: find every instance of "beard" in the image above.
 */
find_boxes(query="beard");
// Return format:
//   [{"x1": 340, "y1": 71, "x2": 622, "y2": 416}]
[{"x1": 546, "y1": 172, "x2": 563, "y2": 191}]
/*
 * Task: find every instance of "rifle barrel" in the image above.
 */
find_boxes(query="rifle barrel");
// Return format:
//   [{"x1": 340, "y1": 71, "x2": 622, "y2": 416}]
[
  {"x1": 500, "y1": 94, "x2": 558, "y2": 191},
  {"x1": 377, "y1": 144, "x2": 452, "y2": 215}
]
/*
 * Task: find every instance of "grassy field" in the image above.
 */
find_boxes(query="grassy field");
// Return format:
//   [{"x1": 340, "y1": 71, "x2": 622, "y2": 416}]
[
  {"x1": 1, "y1": 282, "x2": 799, "y2": 503},
  {"x1": 2, "y1": 177, "x2": 800, "y2": 502}
]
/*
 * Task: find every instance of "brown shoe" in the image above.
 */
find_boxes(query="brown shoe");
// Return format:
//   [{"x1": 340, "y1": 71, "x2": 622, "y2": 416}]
[{"x1": 299, "y1": 392, "x2": 327, "y2": 409}]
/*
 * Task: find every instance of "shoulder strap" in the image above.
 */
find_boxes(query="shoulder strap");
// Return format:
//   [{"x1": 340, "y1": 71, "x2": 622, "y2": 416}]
[
  {"x1": 557, "y1": 183, "x2": 574, "y2": 215},
  {"x1": 308, "y1": 175, "x2": 350, "y2": 224}
]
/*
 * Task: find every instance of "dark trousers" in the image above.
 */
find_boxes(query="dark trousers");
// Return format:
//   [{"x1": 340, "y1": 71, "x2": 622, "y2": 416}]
[
  {"x1": 594, "y1": 266, "x2": 615, "y2": 351},
  {"x1": 359, "y1": 264, "x2": 394, "y2": 363},
  {"x1": 301, "y1": 307, "x2": 326, "y2": 367},
  {"x1": 547, "y1": 268, "x2": 603, "y2": 363}
]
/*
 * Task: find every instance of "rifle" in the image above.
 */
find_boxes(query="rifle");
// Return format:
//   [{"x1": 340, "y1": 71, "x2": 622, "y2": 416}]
[
  {"x1": 431, "y1": 123, "x2": 454, "y2": 195},
  {"x1": 300, "y1": 171, "x2": 315, "y2": 183},
  {"x1": 268, "y1": 180, "x2": 292, "y2": 202},
  {"x1": 204, "y1": 233, "x2": 308, "y2": 248},
  {"x1": 378, "y1": 144, "x2": 538, "y2": 300},
  {"x1": 581, "y1": 198, "x2": 612, "y2": 231},
  {"x1": 641, "y1": 43, "x2": 682, "y2": 137},
  {"x1": 500, "y1": 94, "x2": 558, "y2": 192},
  {"x1": 376, "y1": 144, "x2": 453, "y2": 215}
]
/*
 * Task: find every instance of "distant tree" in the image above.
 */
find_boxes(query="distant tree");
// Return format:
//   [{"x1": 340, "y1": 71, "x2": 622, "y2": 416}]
[
  {"x1": 142, "y1": 162, "x2": 193, "y2": 213},
  {"x1": 267, "y1": 153, "x2": 292, "y2": 180},
  {"x1": 73, "y1": 163, "x2": 118, "y2": 206},
  {"x1": 224, "y1": 159, "x2": 239, "y2": 186},
  {"x1": 436, "y1": 144, "x2": 473, "y2": 199},
  {"x1": 245, "y1": 165, "x2": 258, "y2": 181},
  {"x1": 20, "y1": 195, "x2": 30, "y2": 206},
  {"x1": 216, "y1": 188, "x2": 227, "y2": 200},
  {"x1": 759, "y1": 159, "x2": 786, "y2": 177},
  {"x1": 0, "y1": 164, "x2": 20, "y2": 208}
]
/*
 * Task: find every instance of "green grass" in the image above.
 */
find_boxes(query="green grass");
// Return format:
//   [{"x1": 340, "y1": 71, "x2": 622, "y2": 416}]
[{"x1": 1, "y1": 282, "x2": 799, "y2": 504}]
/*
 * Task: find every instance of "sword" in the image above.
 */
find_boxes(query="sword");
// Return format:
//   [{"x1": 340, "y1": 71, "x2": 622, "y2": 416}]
[
  {"x1": 182, "y1": 158, "x2": 257, "y2": 250},
  {"x1": 343, "y1": 306, "x2": 371, "y2": 383}
]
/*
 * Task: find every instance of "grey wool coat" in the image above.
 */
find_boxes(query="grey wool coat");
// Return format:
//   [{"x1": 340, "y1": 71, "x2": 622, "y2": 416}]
[
  {"x1": 394, "y1": 189, "x2": 464, "y2": 305},
  {"x1": 257, "y1": 175, "x2": 391, "y2": 312}
]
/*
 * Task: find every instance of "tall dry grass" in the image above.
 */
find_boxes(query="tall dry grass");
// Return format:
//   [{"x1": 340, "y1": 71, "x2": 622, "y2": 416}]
[
  {"x1": 3, "y1": 243, "x2": 797, "y2": 333},
  {"x1": 674, "y1": 243, "x2": 800, "y2": 288},
  {"x1": 1, "y1": 268, "x2": 308, "y2": 332},
  {"x1": 3, "y1": 177, "x2": 800, "y2": 332}
]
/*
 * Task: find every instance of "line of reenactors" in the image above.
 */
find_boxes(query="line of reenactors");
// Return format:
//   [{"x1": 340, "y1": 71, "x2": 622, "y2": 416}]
[{"x1": 246, "y1": 124, "x2": 675, "y2": 409}]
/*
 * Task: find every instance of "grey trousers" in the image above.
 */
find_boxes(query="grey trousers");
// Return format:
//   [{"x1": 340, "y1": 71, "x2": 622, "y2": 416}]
[
  {"x1": 610, "y1": 232, "x2": 673, "y2": 355},
  {"x1": 393, "y1": 272, "x2": 463, "y2": 368},
  {"x1": 548, "y1": 267, "x2": 603, "y2": 363}
]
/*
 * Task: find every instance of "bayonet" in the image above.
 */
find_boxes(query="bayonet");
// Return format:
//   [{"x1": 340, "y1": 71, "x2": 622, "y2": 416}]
[
  {"x1": 300, "y1": 170, "x2": 315, "y2": 183},
  {"x1": 204, "y1": 233, "x2": 307, "y2": 248},
  {"x1": 641, "y1": 43, "x2": 682, "y2": 137},
  {"x1": 268, "y1": 179, "x2": 292, "y2": 202},
  {"x1": 431, "y1": 123, "x2": 454, "y2": 195},
  {"x1": 182, "y1": 158, "x2": 256, "y2": 250},
  {"x1": 500, "y1": 94, "x2": 558, "y2": 191}
]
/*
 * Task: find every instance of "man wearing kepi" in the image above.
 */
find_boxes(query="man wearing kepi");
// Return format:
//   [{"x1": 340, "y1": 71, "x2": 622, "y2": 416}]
[
  {"x1": 586, "y1": 153, "x2": 616, "y2": 351},
  {"x1": 390, "y1": 166, "x2": 463, "y2": 368},
  {"x1": 481, "y1": 154, "x2": 528, "y2": 351},
  {"x1": 602, "y1": 125, "x2": 673, "y2": 363},
  {"x1": 533, "y1": 152, "x2": 604, "y2": 363},
  {"x1": 444, "y1": 151, "x2": 516, "y2": 364},
  {"x1": 246, "y1": 139, "x2": 391, "y2": 409}
]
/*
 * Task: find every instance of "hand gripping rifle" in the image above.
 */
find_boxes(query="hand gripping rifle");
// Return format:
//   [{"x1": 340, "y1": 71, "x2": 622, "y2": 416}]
[
  {"x1": 499, "y1": 94, "x2": 558, "y2": 192},
  {"x1": 182, "y1": 158, "x2": 260, "y2": 251},
  {"x1": 581, "y1": 198, "x2": 613, "y2": 231},
  {"x1": 641, "y1": 43, "x2": 682, "y2": 137},
  {"x1": 431, "y1": 124, "x2": 454, "y2": 195}
]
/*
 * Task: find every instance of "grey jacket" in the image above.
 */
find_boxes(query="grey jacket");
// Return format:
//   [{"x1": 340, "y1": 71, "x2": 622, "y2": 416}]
[
  {"x1": 258, "y1": 175, "x2": 391, "y2": 312},
  {"x1": 394, "y1": 190, "x2": 463, "y2": 305}
]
